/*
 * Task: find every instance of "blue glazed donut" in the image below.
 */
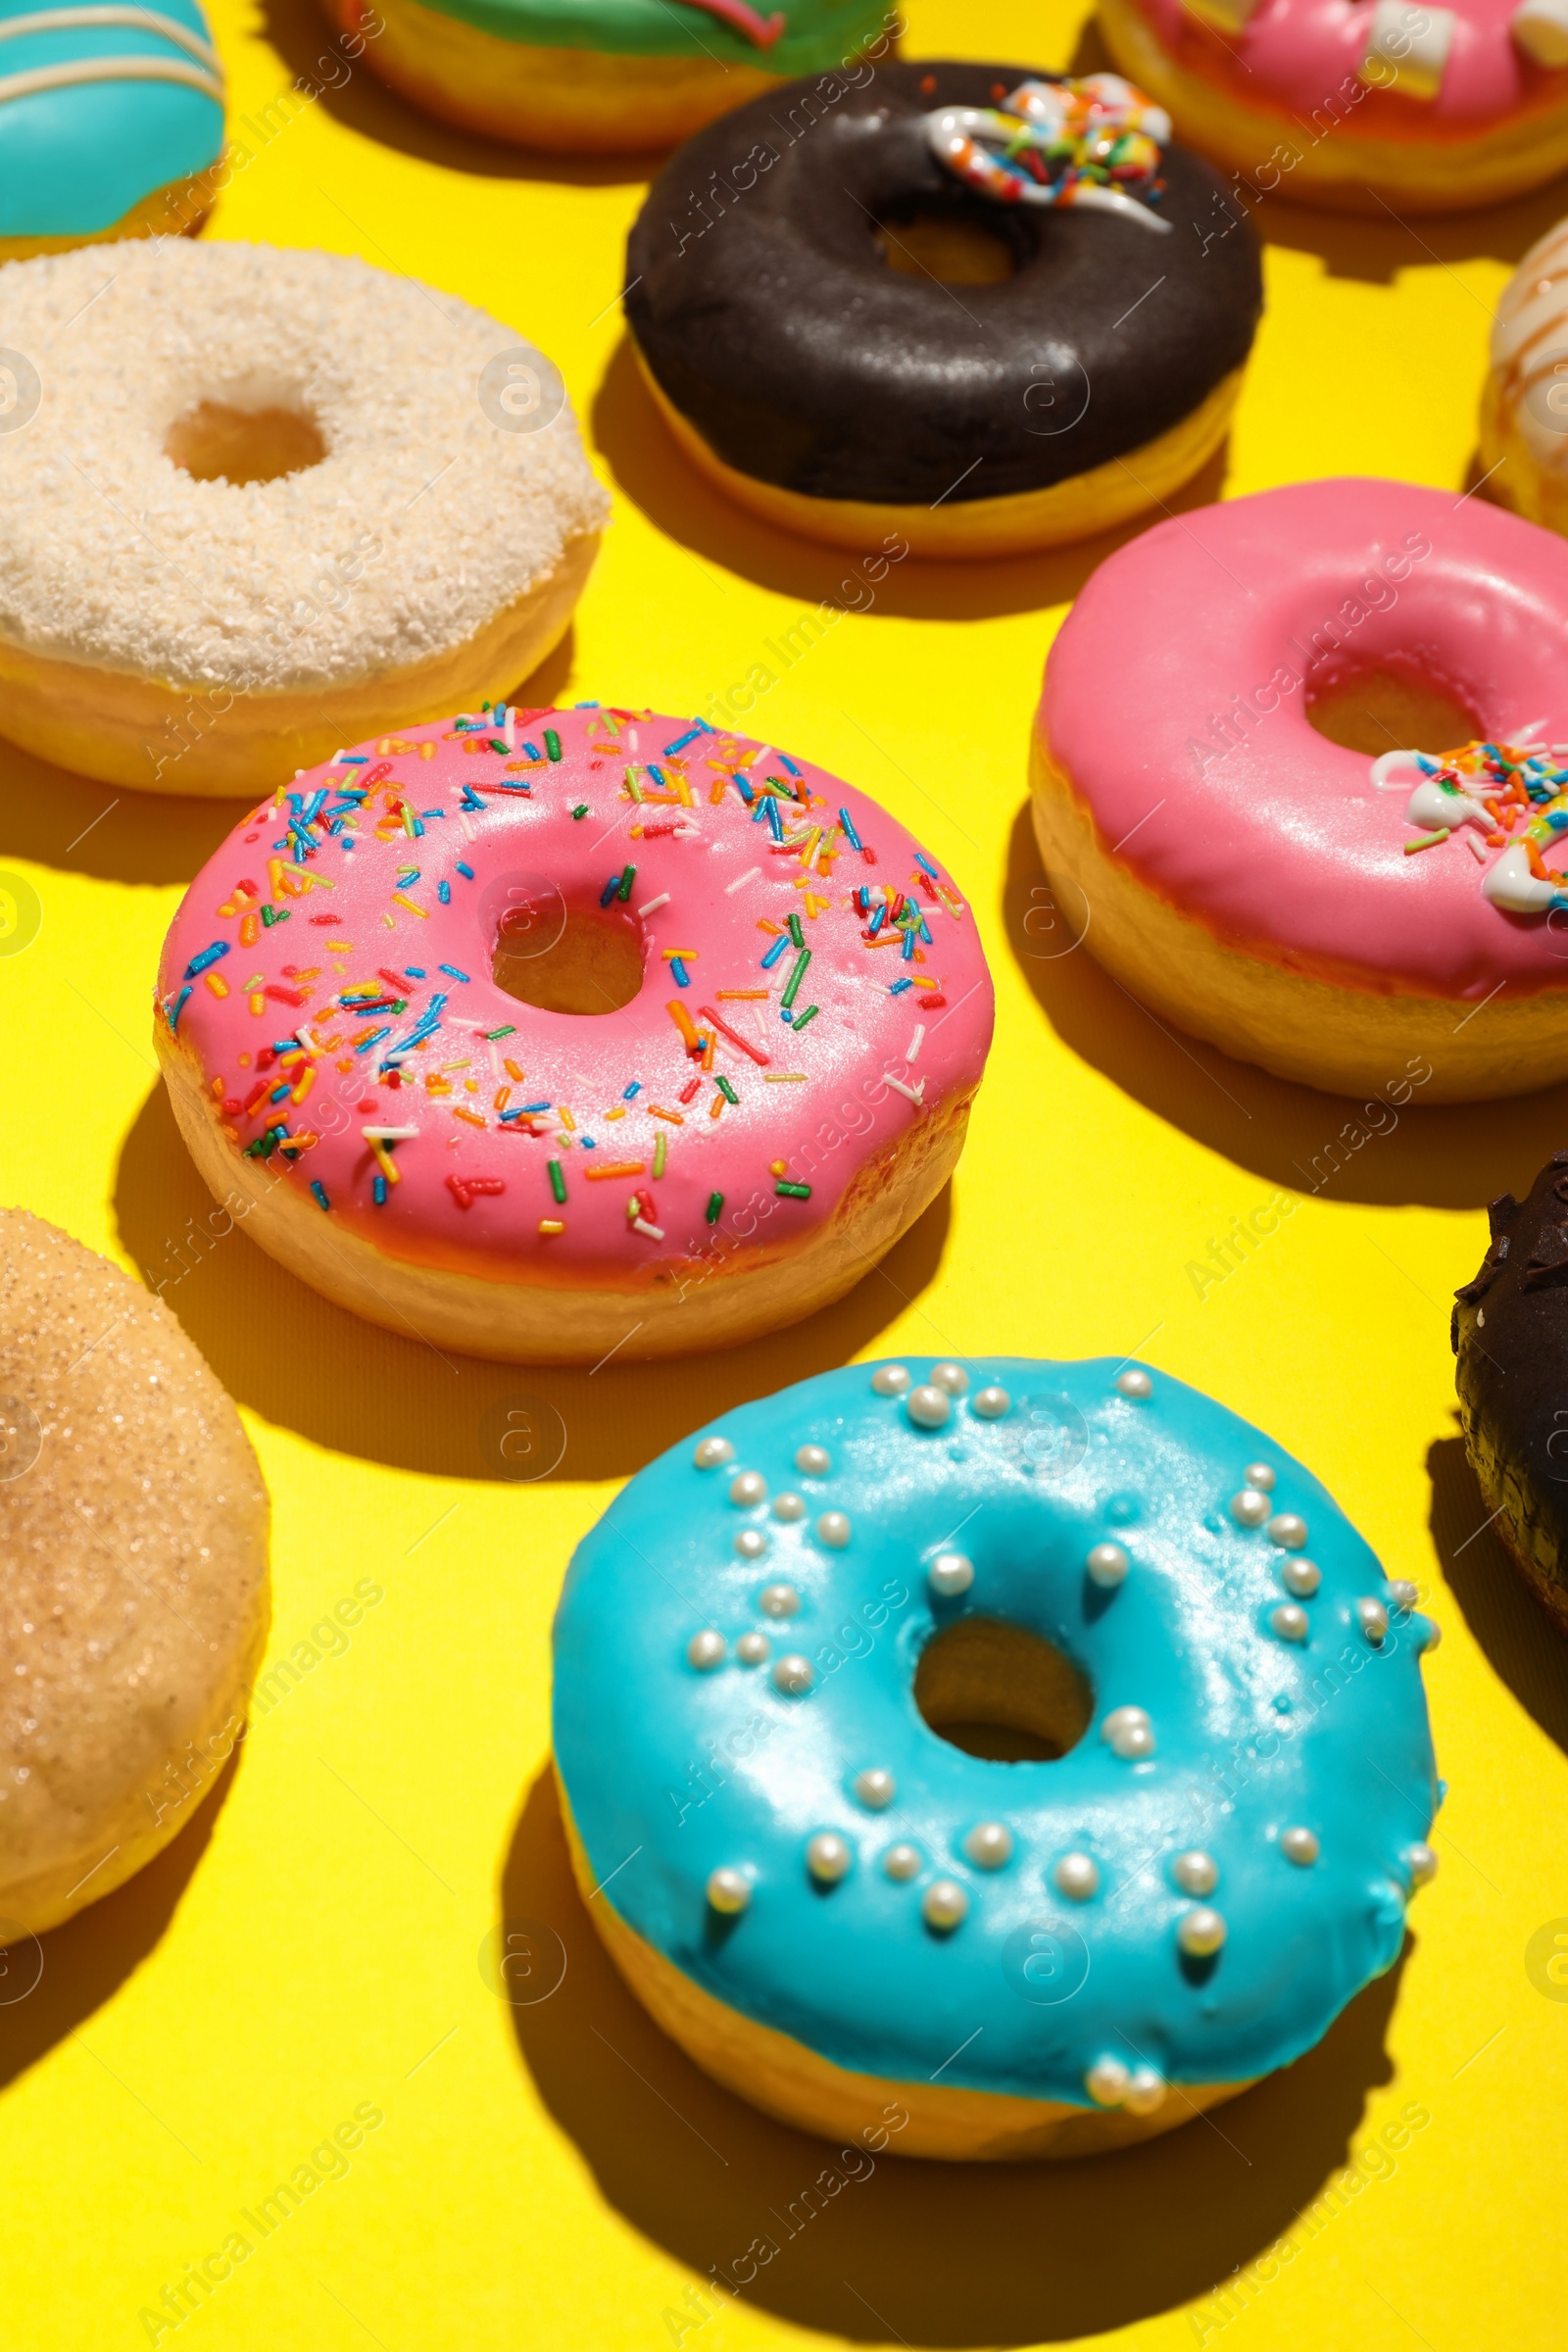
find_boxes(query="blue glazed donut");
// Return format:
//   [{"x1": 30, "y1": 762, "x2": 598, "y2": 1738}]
[
  {"x1": 0, "y1": 0, "x2": 224, "y2": 258},
  {"x1": 553, "y1": 1355, "x2": 1443, "y2": 2160}
]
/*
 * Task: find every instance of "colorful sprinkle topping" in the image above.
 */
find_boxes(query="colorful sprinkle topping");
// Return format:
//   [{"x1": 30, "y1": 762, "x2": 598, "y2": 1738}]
[
  {"x1": 926, "y1": 74, "x2": 1171, "y2": 232},
  {"x1": 157, "y1": 708, "x2": 992, "y2": 1279},
  {"x1": 1373, "y1": 733, "x2": 1568, "y2": 915}
]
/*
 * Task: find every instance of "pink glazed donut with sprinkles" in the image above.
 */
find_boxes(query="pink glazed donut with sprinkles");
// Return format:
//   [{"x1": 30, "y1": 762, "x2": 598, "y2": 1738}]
[
  {"x1": 1031, "y1": 477, "x2": 1568, "y2": 1101},
  {"x1": 156, "y1": 706, "x2": 993, "y2": 1363},
  {"x1": 1098, "y1": 0, "x2": 1568, "y2": 209}
]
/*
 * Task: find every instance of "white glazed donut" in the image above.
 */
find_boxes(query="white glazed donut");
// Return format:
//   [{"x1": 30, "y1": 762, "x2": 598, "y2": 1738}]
[{"x1": 0, "y1": 239, "x2": 608, "y2": 795}]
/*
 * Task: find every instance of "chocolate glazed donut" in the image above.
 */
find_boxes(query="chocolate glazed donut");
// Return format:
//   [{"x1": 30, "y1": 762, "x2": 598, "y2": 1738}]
[
  {"x1": 1453, "y1": 1155, "x2": 1568, "y2": 1635},
  {"x1": 624, "y1": 60, "x2": 1263, "y2": 553}
]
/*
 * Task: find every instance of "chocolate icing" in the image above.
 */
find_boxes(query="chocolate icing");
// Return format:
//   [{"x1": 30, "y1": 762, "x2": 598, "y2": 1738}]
[
  {"x1": 1453, "y1": 1153, "x2": 1568, "y2": 1633},
  {"x1": 625, "y1": 61, "x2": 1263, "y2": 506}
]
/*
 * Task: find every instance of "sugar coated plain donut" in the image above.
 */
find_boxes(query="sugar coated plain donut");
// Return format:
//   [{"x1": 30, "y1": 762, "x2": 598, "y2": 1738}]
[
  {"x1": 0, "y1": 1207, "x2": 270, "y2": 1936},
  {"x1": 1453, "y1": 1153, "x2": 1568, "y2": 1635},
  {"x1": 0, "y1": 0, "x2": 224, "y2": 259},
  {"x1": 554, "y1": 1356, "x2": 1442, "y2": 2160},
  {"x1": 0, "y1": 239, "x2": 607, "y2": 795},
  {"x1": 626, "y1": 63, "x2": 1261, "y2": 557},
  {"x1": 323, "y1": 0, "x2": 894, "y2": 152},
  {"x1": 156, "y1": 706, "x2": 992, "y2": 1364},
  {"x1": 1032, "y1": 475, "x2": 1568, "y2": 1102},
  {"x1": 1099, "y1": 0, "x2": 1568, "y2": 211}
]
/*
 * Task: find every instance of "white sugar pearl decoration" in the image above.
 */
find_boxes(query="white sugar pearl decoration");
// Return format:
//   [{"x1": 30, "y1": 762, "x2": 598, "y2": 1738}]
[
  {"x1": 929, "y1": 1362, "x2": 969, "y2": 1395},
  {"x1": 736, "y1": 1631, "x2": 770, "y2": 1666},
  {"x1": 922, "y1": 1878, "x2": 969, "y2": 1931},
  {"x1": 807, "y1": 1833, "x2": 852, "y2": 1885},
  {"x1": 707, "y1": 1867, "x2": 750, "y2": 1914},
  {"x1": 871, "y1": 1365, "x2": 910, "y2": 1396},
  {"x1": 760, "y1": 1583, "x2": 800, "y2": 1617},
  {"x1": 1356, "y1": 1597, "x2": 1390, "y2": 1644},
  {"x1": 729, "y1": 1470, "x2": 767, "y2": 1506},
  {"x1": 1172, "y1": 1850, "x2": 1218, "y2": 1895},
  {"x1": 1389, "y1": 1579, "x2": 1419, "y2": 1613},
  {"x1": 795, "y1": 1444, "x2": 831, "y2": 1476},
  {"x1": 1085, "y1": 2054, "x2": 1130, "y2": 2106},
  {"x1": 927, "y1": 1550, "x2": 974, "y2": 1597},
  {"x1": 694, "y1": 1436, "x2": 735, "y2": 1468},
  {"x1": 854, "y1": 1768, "x2": 896, "y2": 1809},
  {"x1": 1178, "y1": 1906, "x2": 1227, "y2": 1957},
  {"x1": 771, "y1": 1653, "x2": 813, "y2": 1694},
  {"x1": 1231, "y1": 1487, "x2": 1271, "y2": 1529},
  {"x1": 1269, "y1": 1603, "x2": 1309, "y2": 1643},
  {"x1": 1422, "y1": 1620, "x2": 1443, "y2": 1650},
  {"x1": 1281, "y1": 1826, "x2": 1319, "y2": 1866},
  {"x1": 1087, "y1": 1542, "x2": 1130, "y2": 1589},
  {"x1": 973, "y1": 1386, "x2": 1011, "y2": 1418},
  {"x1": 771, "y1": 1493, "x2": 806, "y2": 1522},
  {"x1": 1268, "y1": 1512, "x2": 1308, "y2": 1549},
  {"x1": 735, "y1": 1528, "x2": 768, "y2": 1560},
  {"x1": 1053, "y1": 1852, "x2": 1100, "y2": 1901},
  {"x1": 686, "y1": 1630, "x2": 726, "y2": 1670},
  {"x1": 1115, "y1": 1369, "x2": 1152, "y2": 1399},
  {"x1": 1405, "y1": 1841, "x2": 1439, "y2": 1886},
  {"x1": 1245, "y1": 1463, "x2": 1276, "y2": 1492},
  {"x1": 1124, "y1": 2066, "x2": 1167, "y2": 2116},
  {"x1": 883, "y1": 1842, "x2": 922, "y2": 1881},
  {"x1": 906, "y1": 1385, "x2": 952, "y2": 1430},
  {"x1": 963, "y1": 1822, "x2": 1012, "y2": 1870},
  {"x1": 1282, "y1": 1557, "x2": 1322, "y2": 1598},
  {"x1": 1102, "y1": 1705, "x2": 1154, "y2": 1759},
  {"x1": 815, "y1": 1510, "x2": 852, "y2": 1548}
]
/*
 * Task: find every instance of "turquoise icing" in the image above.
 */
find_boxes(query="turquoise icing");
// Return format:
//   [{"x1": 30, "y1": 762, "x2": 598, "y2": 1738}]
[
  {"x1": 0, "y1": 0, "x2": 223, "y2": 241},
  {"x1": 553, "y1": 1357, "x2": 1441, "y2": 2109}
]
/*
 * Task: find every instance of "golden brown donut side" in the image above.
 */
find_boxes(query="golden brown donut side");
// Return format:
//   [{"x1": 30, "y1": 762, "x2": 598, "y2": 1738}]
[{"x1": 0, "y1": 1207, "x2": 270, "y2": 1933}]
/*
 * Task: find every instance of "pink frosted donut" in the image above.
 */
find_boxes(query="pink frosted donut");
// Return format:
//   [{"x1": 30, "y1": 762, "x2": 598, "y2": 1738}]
[
  {"x1": 1098, "y1": 0, "x2": 1568, "y2": 209},
  {"x1": 156, "y1": 706, "x2": 993, "y2": 1362},
  {"x1": 1031, "y1": 477, "x2": 1568, "y2": 1102}
]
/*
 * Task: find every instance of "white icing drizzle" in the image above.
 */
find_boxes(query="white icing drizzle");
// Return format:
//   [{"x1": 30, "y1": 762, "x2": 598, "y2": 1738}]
[{"x1": 0, "y1": 50, "x2": 222, "y2": 106}]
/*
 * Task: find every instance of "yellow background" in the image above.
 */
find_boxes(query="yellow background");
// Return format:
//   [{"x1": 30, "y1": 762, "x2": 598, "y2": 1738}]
[{"x1": 2, "y1": 0, "x2": 1566, "y2": 2342}]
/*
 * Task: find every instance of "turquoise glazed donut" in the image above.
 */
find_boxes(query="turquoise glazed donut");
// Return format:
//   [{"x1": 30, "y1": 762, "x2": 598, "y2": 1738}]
[
  {"x1": 0, "y1": 0, "x2": 223, "y2": 257},
  {"x1": 553, "y1": 1356, "x2": 1443, "y2": 2159}
]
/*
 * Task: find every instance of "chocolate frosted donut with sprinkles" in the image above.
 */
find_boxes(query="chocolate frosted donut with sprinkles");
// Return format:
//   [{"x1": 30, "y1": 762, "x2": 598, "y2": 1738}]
[
  {"x1": 554, "y1": 1357, "x2": 1443, "y2": 2159},
  {"x1": 624, "y1": 62, "x2": 1262, "y2": 557},
  {"x1": 155, "y1": 707, "x2": 993, "y2": 1364}
]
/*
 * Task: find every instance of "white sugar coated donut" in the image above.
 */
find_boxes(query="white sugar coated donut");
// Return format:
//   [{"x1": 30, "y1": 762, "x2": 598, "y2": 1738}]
[{"x1": 0, "y1": 239, "x2": 609, "y2": 795}]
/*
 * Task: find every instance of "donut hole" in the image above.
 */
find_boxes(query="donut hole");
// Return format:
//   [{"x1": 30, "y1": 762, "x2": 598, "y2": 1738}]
[
  {"x1": 164, "y1": 400, "x2": 326, "y2": 487},
  {"x1": 914, "y1": 1617, "x2": 1093, "y2": 1763},
  {"x1": 872, "y1": 200, "x2": 1020, "y2": 286},
  {"x1": 492, "y1": 896, "x2": 645, "y2": 1017},
  {"x1": 1305, "y1": 663, "x2": 1485, "y2": 757}
]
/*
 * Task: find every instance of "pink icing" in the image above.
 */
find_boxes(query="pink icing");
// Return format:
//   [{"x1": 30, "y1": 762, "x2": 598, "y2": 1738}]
[
  {"x1": 158, "y1": 708, "x2": 993, "y2": 1287},
  {"x1": 1039, "y1": 477, "x2": 1568, "y2": 1003},
  {"x1": 1136, "y1": 0, "x2": 1563, "y2": 130}
]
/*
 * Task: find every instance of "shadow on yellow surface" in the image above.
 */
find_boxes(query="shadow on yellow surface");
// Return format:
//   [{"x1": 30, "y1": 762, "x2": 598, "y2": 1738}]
[
  {"x1": 0, "y1": 1755, "x2": 237, "y2": 2095},
  {"x1": 114, "y1": 1079, "x2": 955, "y2": 1480},
  {"x1": 0, "y1": 737, "x2": 253, "y2": 888},
  {"x1": 1429, "y1": 1429, "x2": 1568, "y2": 1756},
  {"x1": 1005, "y1": 805, "x2": 1568, "y2": 1208},
  {"x1": 589, "y1": 335, "x2": 1232, "y2": 620},
  {"x1": 259, "y1": 0, "x2": 666, "y2": 185},
  {"x1": 0, "y1": 633, "x2": 579, "y2": 888},
  {"x1": 502, "y1": 1767, "x2": 1407, "y2": 2347}
]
